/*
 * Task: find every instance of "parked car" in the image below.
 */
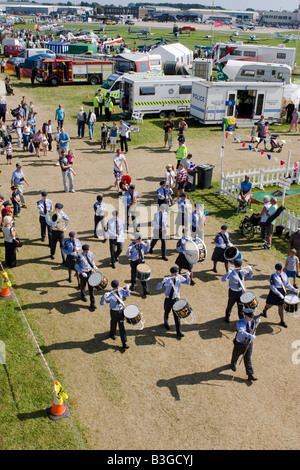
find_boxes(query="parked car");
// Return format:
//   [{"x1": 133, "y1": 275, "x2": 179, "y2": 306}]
[
  {"x1": 125, "y1": 20, "x2": 135, "y2": 25},
  {"x1": 4, "y1": 45, "x2": 25, "y2": 57}
]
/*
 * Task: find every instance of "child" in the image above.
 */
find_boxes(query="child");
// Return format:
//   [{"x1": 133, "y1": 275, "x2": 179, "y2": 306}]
[
  {"x1": 167, "y1": 127, "x2": 173, "y2": 151},
  {"x1": 67, "y1": 150, "x2": 76, "y2": 176},
  {"x1": 5, "y1": 141, "x2": 13, "y2": 164},
  {"x1": 42, "y1": 133, "x2": 48, "y2": 156},
  {"x1": 251, "y1": 126, "x2": 256, "y2": 143},
  {"x1": 1, "y1": 201, "x2": 13, "y2": 222},
  {"x1": 11, "y1": 185, "x2": 21, "y2": 218},
  {"x1": 284, "y1": 248, "x2": 299, "y2": 288}
]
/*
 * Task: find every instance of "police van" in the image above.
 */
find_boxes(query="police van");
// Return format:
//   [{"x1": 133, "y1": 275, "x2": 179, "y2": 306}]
[
  {"x1": 97, "y1": 70, "x2": 164, "y2": 105},
  {"x1": 121, "y1": 75, "x2": 205, "y2": 118}
]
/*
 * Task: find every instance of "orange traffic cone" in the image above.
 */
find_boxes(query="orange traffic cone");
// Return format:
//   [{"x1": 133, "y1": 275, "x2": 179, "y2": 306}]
[
  {"x1": 46, "y1": 381, "x2": 70, "y2": 421},
  {"x1": 86, "y1": 92, "x2": 90, "y2": 98},
  {"x1": 0, "y1": 271, "x2": 13, "y2": 300},
  {"x1": 113, "y1": 106, "x2": 115, "y2": 113}
]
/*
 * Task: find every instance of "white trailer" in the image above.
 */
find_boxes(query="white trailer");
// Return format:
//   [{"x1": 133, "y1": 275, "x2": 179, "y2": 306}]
[
  {"x1": 214, "y1": 43, "x2": 296, "y2": 68},
  {"x1": 219, "y1": 60, "x2": 292, "y2": 84},
  {"x1": 190, "y1": 80, "x2": 285, "y2": 126},
  {"x1": 121, "y1": 74, "x2": 205, "y2": 118}
]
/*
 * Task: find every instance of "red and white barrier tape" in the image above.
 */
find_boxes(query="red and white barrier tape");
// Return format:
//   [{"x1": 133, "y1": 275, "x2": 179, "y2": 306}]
[{"x1": 0, "y1": 261, "x2": 55, "y2": 383}]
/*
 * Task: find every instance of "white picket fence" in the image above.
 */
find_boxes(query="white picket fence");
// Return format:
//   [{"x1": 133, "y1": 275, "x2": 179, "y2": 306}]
[{"x1": 219, "y1": 164, "x2": 300, "y2": 234}]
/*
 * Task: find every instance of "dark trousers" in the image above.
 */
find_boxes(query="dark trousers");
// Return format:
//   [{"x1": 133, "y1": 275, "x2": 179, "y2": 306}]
[
  {"x1": 120, "y1": 135, "x2": 128, "y2": 153},
  {"x1": 110, "y1": 309, "x2": 127, "y2": 344},
  {"x1": 130, "y1": 260, "x2": 148, "y2": 294},
  {"x1": 13, "y1": 202, "x2": 20, "y2": 217},
  {"x1": 109, "y1": 239, "x2": 123, "y2": 266},
  {"x1": 94, "y1": 215, "x2": 106, "y2": 239},
  {"x1": 78, "y1": 121, "x2": 85, "y2": 138},
  {"x1": 50, "y1": 230, "x2": 65, "y2": 262},
  {"x1": 261, "y1": 222, "x2": 267, "y2": 242},
  {"x1": 225, "y1": 289, "x2": 244, "y2": 320},
  {"x1": 99, "y1": 103, "x2": 103, "y2": 116},
  {"x1": 150, "y1": 229, "x2": 166, "y2": 258},
  {"x1": 47, "y1": 134, "x2": 52, "y2": 151},
  {"x1": 94, "y1": 107, "x2": 99, "y2": 118},
  {"x1": 164, "y1": 298, "x2": 182, "y2": 335},
  {"x1": 105, "y1": 108, "x2": 111, "y2": 121},
  {"x1": 231, "y1": 340, "x2": 254, "y2": 376},
  {"x1": 40, "y1": 215, "x2": 52, "y2": 246},
  {"x1": 80, "y1": 272, "x2": 95, "y2": 308},
  {"x1": 5, "y1": 241, "x2": 17, "y2": 268}
]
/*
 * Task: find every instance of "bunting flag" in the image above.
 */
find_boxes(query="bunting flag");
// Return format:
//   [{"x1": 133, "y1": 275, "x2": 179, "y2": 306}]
[
  {"x1": 242, "y1": 142, "x2": 246, "y2": 147},
  {"x1": 280, "y1": 160, "x2": 285, "y2": 165}
]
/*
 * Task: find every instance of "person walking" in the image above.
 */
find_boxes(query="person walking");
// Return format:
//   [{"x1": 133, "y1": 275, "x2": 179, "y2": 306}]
[
  {"x1": 55, "y1": 104, "x2": 65, "y2": 128},
  {"x1": 77, "y1": 106, "x2": 86, "y2": 138},
  {"x1": 11, "y1": 163, "x2": 30, "y2": 209},
  {"x1": 119, "y1": 119, "x2": 129, "y2": 153},
  {"x1": 87, "y1": 109, "x2": 96, "y2": 139},
  {"x1": 59, "y1": 150, "x2": 75, "y2": 193}
]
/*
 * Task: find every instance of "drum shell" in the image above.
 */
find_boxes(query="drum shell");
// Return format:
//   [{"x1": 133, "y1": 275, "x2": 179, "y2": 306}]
[
  {"x1": 240, "y1": 292, "x2": 258, "y2": 310},
  {"x1": 224, "y1": 245, "x2": 242, "y2": 263},
  {"x1": 172, "y1": 300, "x2": 192, "y2": 319},
  {"x1": 88, "y1": 273, "x2": 108, "y2": 291},
  {"x1": 136, "y1": 264, "x2": 151, "y2": 282},
  {"x1": 283, "y1": 295, "x2": 299, "y2": 313}
]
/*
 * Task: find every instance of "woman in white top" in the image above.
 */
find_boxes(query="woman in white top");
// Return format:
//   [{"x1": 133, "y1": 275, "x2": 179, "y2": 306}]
[
  {"x1": 2, "y1": 216, "x2": 18, "y2": 267},
  {"x1": 119, "y1": 119, "x2": 130, "y2": 154},
  {"x1": 14, "y1": 115, "x2": 22, "y2": 148},
  {"x1": 23, "y1": 123, "x2": 31, "y2": 151}
]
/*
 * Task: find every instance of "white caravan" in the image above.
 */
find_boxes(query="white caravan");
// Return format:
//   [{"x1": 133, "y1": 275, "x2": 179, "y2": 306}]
[{"x1": 218, "y1": 60, "x2": 292, "y2": 84}]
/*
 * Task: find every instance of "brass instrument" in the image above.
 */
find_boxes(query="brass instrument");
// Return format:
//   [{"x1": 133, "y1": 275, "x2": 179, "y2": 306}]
[{"x1": 45, "y1": 209, "x2": 68, "y2": 231}]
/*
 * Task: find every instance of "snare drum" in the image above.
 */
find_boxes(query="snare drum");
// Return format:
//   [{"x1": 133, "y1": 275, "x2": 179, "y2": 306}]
[
  {"x1": 172, "y1": 299, "x2": 195, "y2": 324},
  {"x1": 240, "y1": 291, "x2": 258, "y2": 310},
  {"x1": 283, "y1": 294, "x2": 299, "y2": 317},
  {"x1": 124, "y1": 304, "x2": 145, "y2": 330},
  {"x1": 224, "y1": 245, "x2": 242, "y2": 264},
  {"x1": 136, "y1": 264, "x2": 151, "y2": 282},
  {"x1": 88, "y1": 272, "x2": 108, "y2": 291}
]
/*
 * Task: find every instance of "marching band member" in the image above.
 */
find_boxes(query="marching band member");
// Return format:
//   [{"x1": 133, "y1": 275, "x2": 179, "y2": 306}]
[
  {"x1": 50, "y1": 203, "x2": 69, "y2": 264},
  {"x1": 230, "y1": 308, "x2": 258, "y2": 382},
  {"x1": 190, "y1": 203, "x2": 206, "y2": 242},
  {"x1": 149, "y1": 204, "x2": 168, "y2": 261},
  {"x1": 93, "y1": 194, "x2": 107, "y2": 242},
  {"x1": 175, "y1": 228, "x2": 195, "y2": 286},
  {"x1": 211, "y1": 225, "x2": 230, "y2": 273},
  {"x1": 37, "y1": 190, "x2": 53, "y2": 245},
  {"x1": 156, "y1": 266, "x2": 191, "y2": 338},
  {"x1": 174, "y1": 192, "x2": 192, "y2": 237},
  {"x1": 222, "y1": 259, "x2": 253, "y2": 323},
  {"x1": 261, "y1": 263, "x2": 299, "y2": 328},
  {"x1": 64, "y1": 231, "x2": 81, "y2": 286},
  {"x1": 75, "y1": 244, "x2": 98, "y2": 311},
  {"x1": 157, "y1": 180, "x2": 171, "y2": 210},
  {"x1": 107, "y1": 210, "x2": 124, "y2": 269},
  {"x1": 126, "y1": 233, "x2": 151, "y2": 298},
  {"x1": 122, "y1": 184, "x2": 139, "y2": 233},
  {"x1": 100, "y1": 280, "x2": 131, "y2": 350}
]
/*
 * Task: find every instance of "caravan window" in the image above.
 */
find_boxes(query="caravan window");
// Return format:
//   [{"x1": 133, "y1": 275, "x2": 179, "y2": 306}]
[
  {"x1": 220, "y1": 47, "x2": 227, "y2": 56},
  {"x1": 277, "y1": 53, "x2": 286, "y2": 59},
  {"x1": 277, "y1": 72, "x2": 283, "y2": 79},
  {"x1": 241, "y1": 70, "x2": 255, "y2": 77},
  {"x1": 139, "y1": 86, "x2": 155, "y2": 96},
  {"x1": 243, "y1": 51, "x2": 256, "y2": 57},
  {"x1": 179, "y1": 85, "x2": 192, "y2": 94},
  {"x1": 137, "y1": 62, "x2": 148, "y2": 73},
  {"x1": 150, "y1": 59, "x2": 161, "y2": 66},
  {"x1": 230, "y1": 50, "x2": 242, "y2": 56},
  {"x1": 257, "y1": 70, "x2": 265, "y2": 76}
]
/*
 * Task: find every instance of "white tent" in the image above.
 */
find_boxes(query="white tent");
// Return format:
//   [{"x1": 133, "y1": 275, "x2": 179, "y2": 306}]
[{"x1": 149, "y1": 43, "x2": 193, "y2": 67}]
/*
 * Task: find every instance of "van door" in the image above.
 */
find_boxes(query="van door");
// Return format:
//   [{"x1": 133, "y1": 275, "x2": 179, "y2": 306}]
[
  {"x1": 254, "y1": 92, "x2": 264, "y2": 118},
  {"x1": 225, "y1": 92, "x2": 236, "y2": 117}
]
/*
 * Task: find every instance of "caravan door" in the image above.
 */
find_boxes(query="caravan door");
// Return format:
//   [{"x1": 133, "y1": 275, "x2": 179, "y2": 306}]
[{"x1": 253, "y1": 91, "x2": 264, "y2": 119}]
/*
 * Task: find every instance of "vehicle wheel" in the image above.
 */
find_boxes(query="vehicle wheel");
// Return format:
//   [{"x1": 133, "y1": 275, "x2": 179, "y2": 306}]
[
  {"x1": 90, "y1": 75, "x2": 99, "y2": 86},
  {"x1": 49, "y1": 77, "x2": 59, "y2": 87},
  {"x1": 242, "y1": 222, "x2": 254, "y2": 240},
  {"x1": 159, "y1": 111, "x2": 166, "y2": 119},
  {"x1": 168, "y1": 111, "x2": 176, "y2": 118}
]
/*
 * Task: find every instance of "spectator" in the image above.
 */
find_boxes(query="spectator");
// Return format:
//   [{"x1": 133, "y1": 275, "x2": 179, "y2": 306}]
[
  {"x1": 119, "y1": 119, "x2": 129, "y2": 154},
  {"x1": 163, "y1": 115, "x2": 175, "y2": 148},
  {"x1": 55, "y1": 104, "x2": 65, "y2": 128},
  {"x1": 264, "y1": 197, "x2": 277, "y2": 250},
  {"x1": 110, "y1": 121, "x2": 118, "y2": 153},
  {"x1": 59, "y1": 127, "x2": 70, "y2": 155},
  {"x1": 288, "y1": 107, "x2": 300, "y2": 132},
  {"x1": 32, "y1": 130, "x2": 43, "y2": 158},
  {"x1": 2, "y1": 215, "x2": 18, "y2": 268},
  {"x1": 87, "y1": 109, "x2": 96, "y2": 140},
  {"x1": 59, "y1": 150, "x2": 75, "y2": 193},
  {"x1": 237, "y1": 175, "x2": 252, "y2": 212},
  {"x1": 77, "y1": 106, "x2": 86, "y2": 138},
  {"x1": 284, "y1": 249, "x2": 299, "y2": 288},
  {"x1": 288, "y1": 225, "x2": 300, "y2": 259}
]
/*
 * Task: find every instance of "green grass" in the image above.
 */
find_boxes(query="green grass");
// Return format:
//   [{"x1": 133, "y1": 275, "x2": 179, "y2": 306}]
[{"x1": 0, "y1": 260, "x2": 88, "y2": 450}]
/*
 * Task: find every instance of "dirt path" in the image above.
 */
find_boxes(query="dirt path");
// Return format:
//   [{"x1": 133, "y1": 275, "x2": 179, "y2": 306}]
[{"x1": 2, "y1": 83, "x2": 300, "y2": 450}]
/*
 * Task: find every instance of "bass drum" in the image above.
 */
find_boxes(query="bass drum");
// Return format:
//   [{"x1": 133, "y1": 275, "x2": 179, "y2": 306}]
[{"x1": 193, "y1": 237, "x2": 207, "y2": 262}]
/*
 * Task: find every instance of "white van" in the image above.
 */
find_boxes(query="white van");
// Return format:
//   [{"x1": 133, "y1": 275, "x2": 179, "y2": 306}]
[
  {"x1": 121, "y1": 74, "x2": 205, "y2": 118},
  {"x1": 22, "y1": 48, "x2": 56, "y2": 58}
]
